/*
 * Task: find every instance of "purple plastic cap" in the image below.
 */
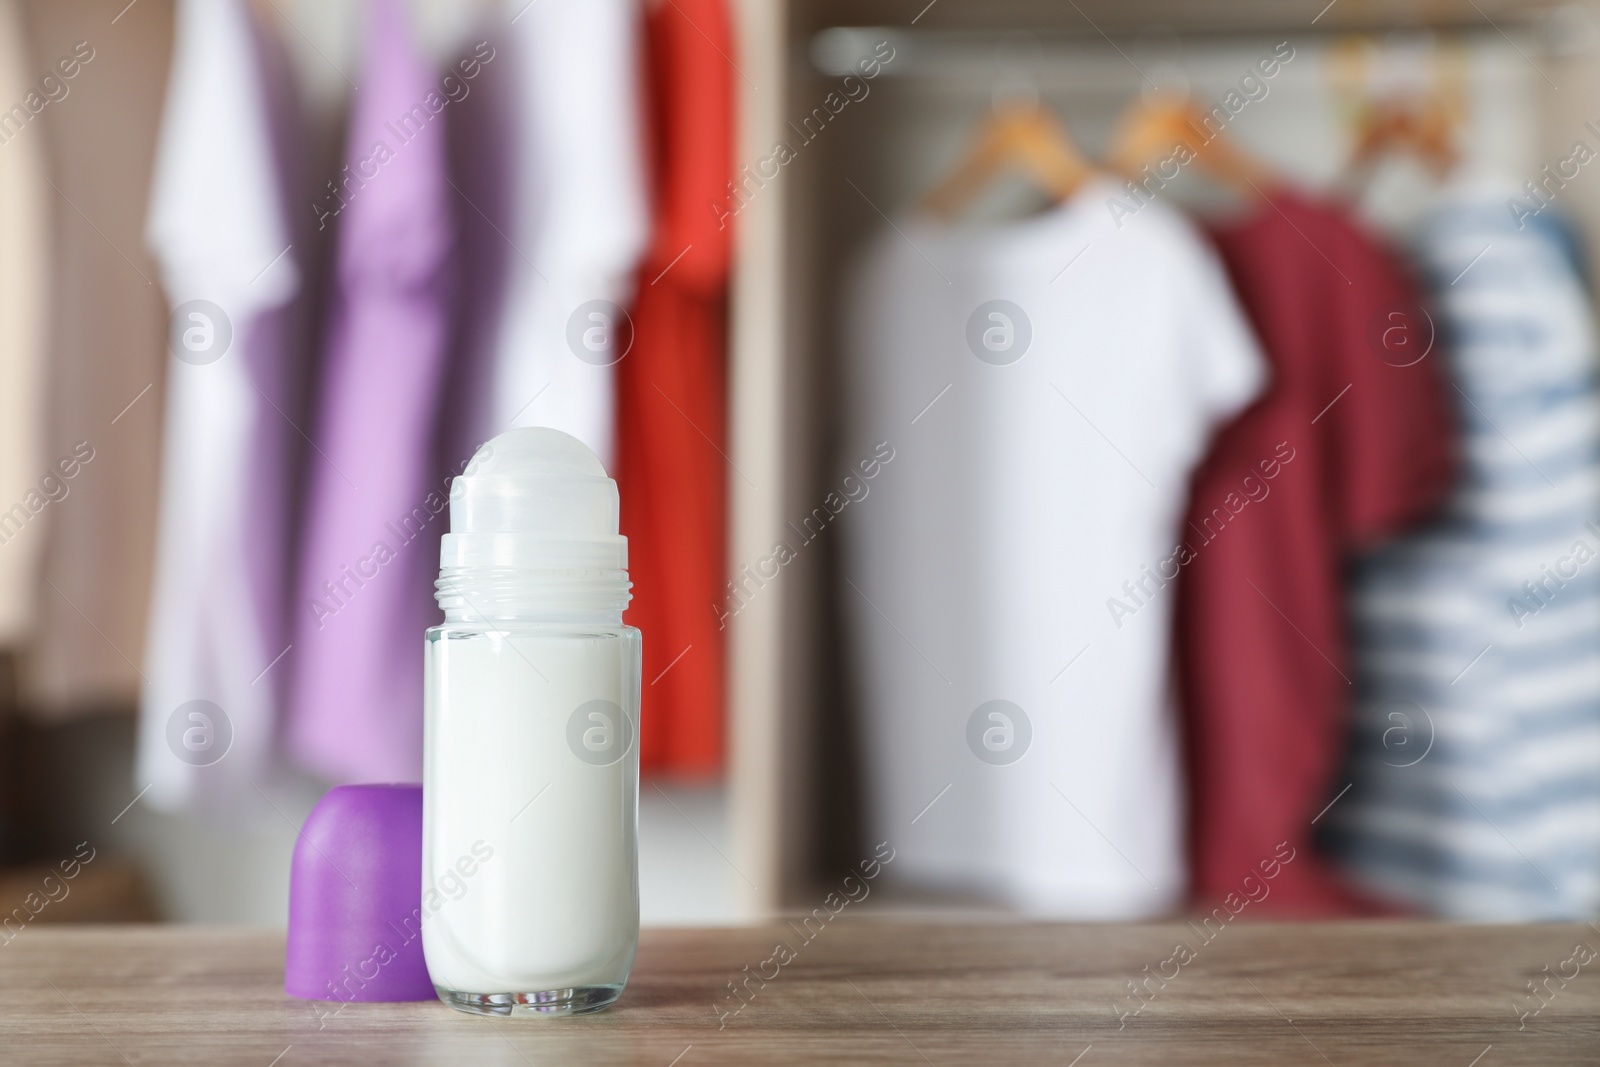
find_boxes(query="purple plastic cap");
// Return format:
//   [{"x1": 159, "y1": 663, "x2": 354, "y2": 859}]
[{"x1": 284, "y1": 784, "x2": 435, "y2": 1002}]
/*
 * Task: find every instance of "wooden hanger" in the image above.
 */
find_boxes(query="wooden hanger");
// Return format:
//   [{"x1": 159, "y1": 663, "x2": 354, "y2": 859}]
[
  {"x1": 1332, "y1": 35, "x2": 1466, "y2": 188},
  {"x1": 918, "y1": 97, "x2": 1095, "y2": 221},
  {"x1": 1342, "y1": 95, "x2": 1461, "y2": 184},
  {"x1": 1105, "y1": 92, "x2": 1275, "y2": 199}
]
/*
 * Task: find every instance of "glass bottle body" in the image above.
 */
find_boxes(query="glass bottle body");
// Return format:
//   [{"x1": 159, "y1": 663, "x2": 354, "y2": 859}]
[{"x1": 422, "y1": 620, "x2": 641, "y2": 1016}]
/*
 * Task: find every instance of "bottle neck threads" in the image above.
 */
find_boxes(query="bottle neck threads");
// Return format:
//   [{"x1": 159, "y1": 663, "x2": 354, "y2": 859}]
[{"x1": 435, "y1": 532, "x2": 629, "y2": 626}]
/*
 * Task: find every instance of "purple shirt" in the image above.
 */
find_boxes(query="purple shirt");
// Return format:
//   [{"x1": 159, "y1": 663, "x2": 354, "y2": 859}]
[{"x1": 286, "y1": 0, "x2": 455, "y2": 783}]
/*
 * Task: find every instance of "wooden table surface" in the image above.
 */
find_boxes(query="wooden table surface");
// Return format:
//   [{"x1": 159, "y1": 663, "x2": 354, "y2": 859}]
[{"x1": 2, "y1": 921, "x2": 1598, "y2": 1065}]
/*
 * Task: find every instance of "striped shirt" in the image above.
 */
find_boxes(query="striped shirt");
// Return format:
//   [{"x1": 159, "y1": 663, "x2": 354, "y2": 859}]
[{"x1": 1323, "y1": 188, "x2": 1600, "y2": 919}]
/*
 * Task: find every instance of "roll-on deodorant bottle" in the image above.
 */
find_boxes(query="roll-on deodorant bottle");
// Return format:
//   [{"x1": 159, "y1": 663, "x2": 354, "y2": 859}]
[{"x1": 422, "y1": 428, "x2": 641, "y2": 1016}]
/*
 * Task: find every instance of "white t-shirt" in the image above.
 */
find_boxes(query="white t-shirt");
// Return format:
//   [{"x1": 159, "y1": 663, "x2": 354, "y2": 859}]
[
  {"x1": 840, "y1": 177, "x2": 1265, "y2": 917},
  {"x1": 487, "y1": 0, "x2": 648, "y2": 470},
  {"x1": 140, "y1": 0, "x2": 300, "y2": 809}
]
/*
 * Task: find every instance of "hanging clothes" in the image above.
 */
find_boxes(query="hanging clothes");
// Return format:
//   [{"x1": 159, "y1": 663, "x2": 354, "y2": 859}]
[
  {"x1": 434, "y1": 23, "x2": 515, "y2": 481},
  {"x1": 840, "y1": 180, "x2": 1266, "y2": 917},
  {"x1": 0, "y1": 0, "x2": 47, "y2": 647},
  {"x1": 614, "y1": 0, "x2": 734, "y2": 777},
  {"x1": 1324, "y1": 185, "x2": 1600, "y2": 919},
  {"x1": 18, "y1": 0, "x2": 171, "y2": 715},
  {"x1": 285, "y1": 0, "x2": 456, "y2": 785},
  {"x1": 1177, "y1": 186, "x2": 1456, "y2": 915},
  {"x1": 484, "y1": 0, "x2": 649, "y2": 469},
  {"x1": 138, "y1": 0, "x2": 305, "y2": 807}
]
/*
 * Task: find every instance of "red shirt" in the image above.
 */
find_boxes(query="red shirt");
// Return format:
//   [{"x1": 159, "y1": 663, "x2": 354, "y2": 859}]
[
  {"x1": 614, "y1": 0, "x2": 734, "y2": 776},
  {"x1": 1180, "y1": 188, "x2": 1456, "y2": 914}
]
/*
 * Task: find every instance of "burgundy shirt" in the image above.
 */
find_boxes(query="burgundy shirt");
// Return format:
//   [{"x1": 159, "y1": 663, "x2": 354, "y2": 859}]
[{"x1": 1179, "y1": 188, "x2": 1456, "y2": 915}]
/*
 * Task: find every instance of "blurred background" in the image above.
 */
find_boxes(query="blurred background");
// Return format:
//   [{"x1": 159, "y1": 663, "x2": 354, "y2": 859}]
[{"x1": 3, "y1": 0, "x2": 1600, "y2": 932}]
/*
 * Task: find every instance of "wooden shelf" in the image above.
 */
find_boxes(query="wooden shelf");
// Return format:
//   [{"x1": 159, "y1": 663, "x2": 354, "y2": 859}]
[{"x1": 801, "y1": 0, "x2": 1571, "y2": 35}]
